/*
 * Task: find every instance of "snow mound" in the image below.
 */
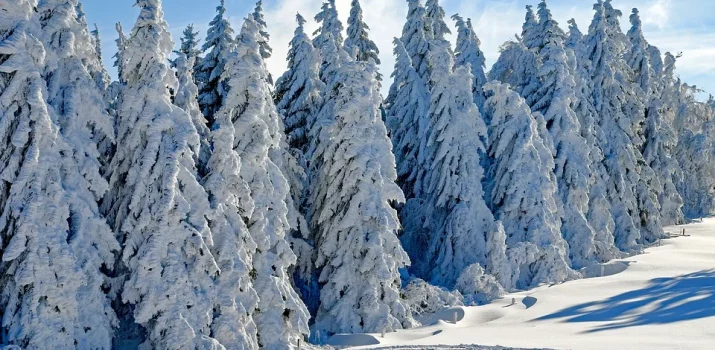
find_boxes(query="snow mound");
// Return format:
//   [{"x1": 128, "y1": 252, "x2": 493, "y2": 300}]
[
  {"x1": 580, "y1": 261, "x2": 631, "y2": 278},
  {"x1": 327, "y1": 334, "x2": 381, "y2": 347},
  {"x1": 427, "y1": 307, "x2": 466, "y2": 325}
]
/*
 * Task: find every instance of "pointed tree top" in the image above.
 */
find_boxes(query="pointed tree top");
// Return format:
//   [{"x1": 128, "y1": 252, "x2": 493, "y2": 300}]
[{"x1": 296, "y1": 12, "x2": 306, "y2": 27}]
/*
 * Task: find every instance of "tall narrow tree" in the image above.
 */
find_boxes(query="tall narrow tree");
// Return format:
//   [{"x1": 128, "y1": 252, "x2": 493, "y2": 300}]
[
  {"x1": 425, "y1": 0, "x2": 450, "y2": 41},
  {"x1": 218, "y1": 17, "x2": 310, "y2": 349},
  {"x1": 35, "y1": 0, "x2": 120, "y2": 346},
  {"x1": 483, "y1": 82, "x2": 576, "y2": 290},
  {"x1": 310, "y1": 57, "x2": 415, "y2": 336},
  {"x1": 524, "y1": 0, "x2": 599, "y2": 268},
  {"x1": 0, "y1": 2, "x2": 117, "y2": 348},
  {"x1": 101, "y1": 1, "x2": 220, "y2": 348},
  {"x1": 399, "y1": 0, "x2": 431, "y2": 83},
  {"x1": 417, "y1": 42, "x2": 509, "y2": 289}
]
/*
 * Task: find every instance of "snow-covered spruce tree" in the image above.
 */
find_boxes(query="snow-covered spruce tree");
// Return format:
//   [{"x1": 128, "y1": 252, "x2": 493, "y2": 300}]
[
  {"x1": 565, "y1": 18, "x2": 621, "y2": 262},
  {"x1": 521, "y1": 5, "x2": 540, "y2": 51},
  {"x1": 483, "y1": 82, "x2": 577, "y2": 290},
  {"x1": 219, "y1": 17, "x2": 310, "y2": 348},
  {"x1": 488, "y1": 37, "x2": 540, "y2": 99},
  {"x1": 112, "y1": 22, "x2": 127, "y2": 84},
  {"x1": 0, "y1": 2, "x2": 116, "y2": 348},
  {"x1": 452, "y1": 15, "x2": 488, "y2": 108},
  {"x1": 252, "y1": 0, "x2": 271, "y2": 60},
  {"x1": 585, "y1": 0, "x2": 664, "y2": 248},
  {"x1": 275, "y1": 14, "x2": 324, "y2": 157},
  {"x1": 101, "y1": 1, "x2": 221, "y2": 348},
  {"x1": 313, "y1": 0, "x2": 344, "y2": 81},
  {"x1": 386, "y1": 38, "x2": 429, "y2": 202},
  {"x1": 34, "y1": 0, "x2": 121, "y2": 347},
  {"x1": 398, "y1": 0, "x2": 431, "y2": 84},
  {"x1": 89, "y1": 24, "x2": 111, "y2": 90},
  {"x1": 173, "y1": 53, "x2": 210, "y2": 174},
  {"x1": 416, "y1": 41, "x2": 509, "y2": 291},
  {"x1": 425, "y1": 0, "x2": 450, "y2": 42},
  {"x1": 677, "y1": 120, "x2": 715, "y2": 218},
  {"x1": 643, "y1": 97, "x2": 684, "y2": 225},
  {"x1": 196, "y1": 0, "x2": 234, "y2": 121},
  {"x1": 203, "y1": 81, "x2": 260, "y2": 350},
  {"x1": 345, "y1": 0, "x2": 378, "y2": 63},
  {"x1": 626, "y1": 8, "x2": 653, "y2": 96},
  {"x1": 310, "y1": 57, "x2": 415, "y2": 336},
  {"x1": 177, "y1": 24, "x2": 201, "y2": 61},
  {"x1": 273, "y1": 14, "x2": 324, "y2": 315},
  {"x1": 523, "y1": 0, "x2": 599, "y2": 268}
]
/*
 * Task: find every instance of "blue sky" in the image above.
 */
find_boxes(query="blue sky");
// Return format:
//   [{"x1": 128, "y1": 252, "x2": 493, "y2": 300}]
[{"x1": 82, "y1": 0, "x2": 715, "y2": 98}]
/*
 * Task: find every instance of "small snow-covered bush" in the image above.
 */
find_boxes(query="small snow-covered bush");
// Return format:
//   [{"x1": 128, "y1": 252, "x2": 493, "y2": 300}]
[
  {"x1": 455, "y1": 264, "x2": 506, "y2": 305},
  {"x1": 403, "y1": 278, "x2": 464, "y2": 317}
]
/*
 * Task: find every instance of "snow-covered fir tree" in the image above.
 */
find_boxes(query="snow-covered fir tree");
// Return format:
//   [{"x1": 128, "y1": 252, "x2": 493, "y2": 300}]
[
  {"x1": 203, "y1": 78, "x2": 260, "y2": 350},
  {"x1": 565, "y1": 16, "x2": 621, "y2": 262},
  {"x1": 313, "y1": 0, "x2": 344, "y2": 84},
  {"x1": 452, "y1": 14, "x2": 488, "y2": 108},
  {"x1": 425, "y1": 0, "x2": 450, "y2": 42},
  {"x1": 218, "y1": 17, "x2": 310, "y2": 349},
  {"x1": 273, "y1": 14, "x2": 325, "y2": 315},
  {"x1": 521, "y1": 5, "x2": 540, "y2": 51},
  {"x1": 252, "y1": 0, "x2": 271, "y2": 60},
  {"x1": 310, "y1": 56, "x2": 415, "y2": 336},
  {"x1": 413, "y1": 41, "x2": 509, "y2": 291},
  {"x1": 585, "y1": 0, "x2": 664, "y2": 248},
  {"x1": 173, "y1": 52, "x2": 210, "y2": 174},
  {"x1": 386, "y1": 38, "x2": 429, "y2": 201},
  {"x1": 0, "y1": 2, "x2": 116, "y2": 348},
  {"x1": 89, "y1": 23, "x2": 111, "y2": 90},
  {"x1": 483, "y1": 82, "x2": 577, "y2": 290},
  {"x1": 488, "y1": 37, "x2": 540, "y2": 98},
  {"x1": 112, "y1": 22, "x2": 127, "y2": 83},
  {"x1": 176, "y1": 24, "x2": 201, "y2": 60},
  {"x1": 399, "y1": 0, "x2": 431, "y2": 83},
  {"x1": 524, "y1": 0, "x2": 599, "y2": 268},
  {"x1": 345, "y1": 0, "x2": 379, "y2": 65},
  {"x1": 100, "y1": 1, "x2": 221, "y2": 348},
  {"x1": 34, "y1": 0, "x2": 121, "y2": 347},
  {"x1": 626, "y1": 8, "x2": 653, "y2": 96},
  {"x1": 275, "y1": 14, "x2": 324, "y2": 157},
  {"x1": 196, "y1": 0, "x2": 234, "y2": 121}
]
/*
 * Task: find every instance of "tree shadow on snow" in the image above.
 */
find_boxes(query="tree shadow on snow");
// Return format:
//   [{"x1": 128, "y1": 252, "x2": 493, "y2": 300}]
[{"x1": 534, "y1": 270, "x2": 715, "y2": 333}]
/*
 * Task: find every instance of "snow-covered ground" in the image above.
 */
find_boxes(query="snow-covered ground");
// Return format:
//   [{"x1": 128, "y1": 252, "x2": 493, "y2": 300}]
[{"x1": 328, "y1": 219, "x2": 715, "y2": 350}]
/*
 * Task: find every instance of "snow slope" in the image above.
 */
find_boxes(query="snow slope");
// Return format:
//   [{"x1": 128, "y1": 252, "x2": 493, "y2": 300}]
[{"x1": 332, "y1": 218, "x2": 715, "y2": 350}]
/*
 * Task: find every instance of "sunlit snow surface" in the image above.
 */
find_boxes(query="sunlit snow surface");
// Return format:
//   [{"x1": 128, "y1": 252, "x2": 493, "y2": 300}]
[{"x1": 331, "y1": 218, "x2": 715, "y2": 350}]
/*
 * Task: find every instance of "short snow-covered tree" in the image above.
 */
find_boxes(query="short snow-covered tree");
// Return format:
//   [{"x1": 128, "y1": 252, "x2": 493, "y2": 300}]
[
  {"x1": 488, "y1": 38, "x2": 540, "y2": 99},
  {"x1": 196, "y1": 0, "x2": 235, "y2": 121},
  {"x1": 218, "y1": 17, "x2": 310, "y2": 349},
  {"x1": 310, "y1": 57, "x2": 415, "y2": 335},
  {"x1": 416, "y1": 41, "x2": 509, "y2": 290},
  {"x1": 483, "y1": 82, "x2": 576, "y2": 290},
  {"x1": 452, "y1": 14, "x2": 488, "y2": 108},
  {"x1": 101, "y1": 1, "x2": 221, "y2": 348}
]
